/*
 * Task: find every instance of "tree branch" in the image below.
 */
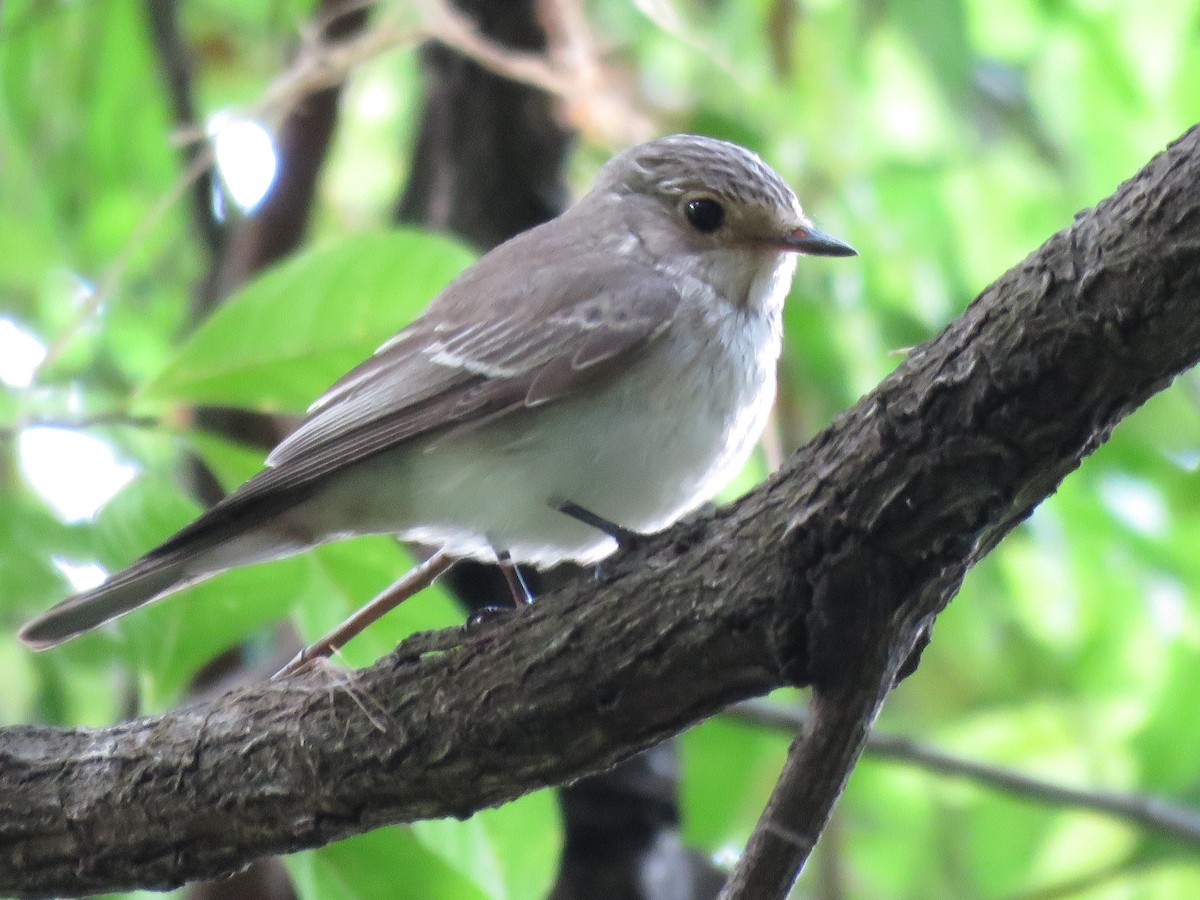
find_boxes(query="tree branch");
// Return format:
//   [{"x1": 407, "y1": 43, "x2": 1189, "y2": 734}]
[
  {"x1": 731, "y1": 700, "x2": 1200, "y2": 850},
  {"x1": 2, "y1": 124, "x2": 1199, "y2": 898},
  {"x1": 211, "y1": 0, "x2": 369, "y2": 303},
  {"x1": 721, "y1": 120, "x2": 1200, "y2": 893},
  {"x1": 145, "y1": 0, "x2": 226, "y2": 263},
  {"x1": 721, "y1": 637, "x2": 909, "y2": 899}
]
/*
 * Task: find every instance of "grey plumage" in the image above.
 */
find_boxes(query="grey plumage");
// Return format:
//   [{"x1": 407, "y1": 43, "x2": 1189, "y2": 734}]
[{"x1": 20, "y1": 134, "x2": 854, "y2": 650}]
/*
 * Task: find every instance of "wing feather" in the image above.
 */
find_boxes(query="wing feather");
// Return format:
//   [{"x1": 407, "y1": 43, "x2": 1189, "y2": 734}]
[{"x1": 243, "y1": 271, "x2": 682, "y2": 505}]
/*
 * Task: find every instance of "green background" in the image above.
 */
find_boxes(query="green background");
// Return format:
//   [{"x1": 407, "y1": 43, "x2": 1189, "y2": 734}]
[{"x1": 2, "y1": 0, "x2": 1200, "y2": 896}]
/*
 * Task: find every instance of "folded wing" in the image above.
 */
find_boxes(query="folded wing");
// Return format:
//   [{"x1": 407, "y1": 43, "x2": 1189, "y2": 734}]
[{"x1": 150, "y1": 268, "x2": 681, "y2": 557}]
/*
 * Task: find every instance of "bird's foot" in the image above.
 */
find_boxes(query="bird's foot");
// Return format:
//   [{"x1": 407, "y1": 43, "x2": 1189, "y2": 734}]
[
  {"x1": 555, "y1": 500, "x2": 644, "y2": 549},
  {"x1": 466, "y1": 605, "x2": 513, "y2": 629}
]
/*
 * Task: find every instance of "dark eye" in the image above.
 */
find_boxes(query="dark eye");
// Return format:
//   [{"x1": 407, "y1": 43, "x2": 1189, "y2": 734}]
[{"x1": 684, "y1": 197, "x2": 725, "y2": 233}]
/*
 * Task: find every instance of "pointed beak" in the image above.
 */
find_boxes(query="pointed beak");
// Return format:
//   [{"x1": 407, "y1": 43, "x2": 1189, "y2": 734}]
[{"x1": 778, "y1": 224, "x2": 857, "y2": 257}]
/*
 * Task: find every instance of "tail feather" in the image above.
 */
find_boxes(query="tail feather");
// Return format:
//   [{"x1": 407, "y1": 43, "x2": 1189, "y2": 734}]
[
  {"x1": 20, "y1": 472, "x2": 322, "y2": 649},
  {"x1": 19, "y1": 554, "x2": 195, "y2": 649}
]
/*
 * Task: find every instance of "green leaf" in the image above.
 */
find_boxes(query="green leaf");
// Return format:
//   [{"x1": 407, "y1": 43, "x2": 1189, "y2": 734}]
[
  {"x1": 292, "y1": 537, "x2": 463, "y2": 672},
  {"x1": 412, "y1": 791, "x2": 562, "y2": 900},
  {"x1": 890, "y1": 0, "x2": 973, "y2": 105},
  {"x1": 287, "y1": 827, "x2": 487, "y2": 900},
  {"x1": 141, "y1": 230, "x2": 474, "y2": 412},
  {"x1": 682, "y1": 707, "x2": 791, "y2": 851},
  {"x1": 61, "y1": 476, "x2": 299, "y2": 708}
]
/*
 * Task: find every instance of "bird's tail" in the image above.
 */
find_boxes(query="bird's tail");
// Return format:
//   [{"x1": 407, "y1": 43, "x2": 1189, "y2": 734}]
[
  {"x1": 19, "y1": 475, "x2": 316, "y2": 649},
  {"x1": 19, "y1": 552, "x2": 198, "y2": 649}
]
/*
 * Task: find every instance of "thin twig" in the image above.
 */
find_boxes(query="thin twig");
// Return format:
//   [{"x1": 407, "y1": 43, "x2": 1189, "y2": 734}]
[
  {"x1": 36, "y1": 0, "x2": 645, "y2": 375},
  {"x1": 253, "y1": 19, "x2": 421, "y2": 116},
  {"x1": 539, "y1": 0, "x2": 655, "y2": 141},
  {"x1": 1002, "y1": 857, "x2": 1136, "y2": 900},
  {"x1": 0, "y1": 413, "x2": 164, "y2": 442},
  {"x1": 731, "y1": 699, "x2": 1200, "y2": 849},
  {"x1": 145, "y1": 0, "x2": 225, "y2": 258},
  {"x1": 36, "y1": 148, "x2": 215, "y2": 375},
  {"x1": 254, "y1": 0, "x2": 650, "y2": 139},
  {"x1": 252, "y1": 0, "x2": 573, "y2": 125}
]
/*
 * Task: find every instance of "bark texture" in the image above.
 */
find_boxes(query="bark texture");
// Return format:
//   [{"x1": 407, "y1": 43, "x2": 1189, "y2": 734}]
[{"x1": 2, "y1": 126, "x2": 1199, "y2": 897}]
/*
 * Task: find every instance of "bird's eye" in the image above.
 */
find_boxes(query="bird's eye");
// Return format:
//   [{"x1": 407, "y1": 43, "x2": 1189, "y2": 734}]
[{"x1": 684, "y1": 197, "x2": 725, "y2": 233}]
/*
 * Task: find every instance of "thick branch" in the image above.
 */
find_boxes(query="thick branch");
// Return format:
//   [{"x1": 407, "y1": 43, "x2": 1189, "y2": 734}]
[
  {"x1": 721, "y1": 640, "x2": 906, "y2": 899},
  {"x1": 723, "y1": 117, "x2": 1200, "y2": 892},
  {"x1": 395, "y1": 0, "x2": 572, "y2": 251},
  {"x1": 2, "y1": 126, "x2": 1199, "y2": 897}
]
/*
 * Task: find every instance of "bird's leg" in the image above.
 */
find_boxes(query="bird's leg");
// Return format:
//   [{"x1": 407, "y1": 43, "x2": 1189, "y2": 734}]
[
  {"x1": 275, "y1": 549, "x2": 455, "y2": 678},
  {"x1": 495, "y1": 549, "x2": 535, "y2": 605},
  {"x1": 466, "y1": 549, "x2": 534, "y2": 628},
  {"x1": 555, "y1": 500, "x2": 642, "y2": 548}
]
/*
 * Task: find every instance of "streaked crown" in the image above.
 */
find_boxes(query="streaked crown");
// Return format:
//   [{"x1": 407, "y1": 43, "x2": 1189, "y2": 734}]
[{"x1": 595, "y1": 134, "x2": 802, "y2": 220}]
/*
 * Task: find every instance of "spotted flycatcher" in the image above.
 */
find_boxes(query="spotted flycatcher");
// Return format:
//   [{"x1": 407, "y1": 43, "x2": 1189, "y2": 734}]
[{"x1": 21, "y1": 134, "x2": 855, "y2": 655}]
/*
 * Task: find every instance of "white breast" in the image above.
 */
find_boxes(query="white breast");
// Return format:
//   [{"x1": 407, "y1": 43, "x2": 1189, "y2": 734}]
[{"x1": 310, "y1": 254, "x2": 793, "y2": 567}]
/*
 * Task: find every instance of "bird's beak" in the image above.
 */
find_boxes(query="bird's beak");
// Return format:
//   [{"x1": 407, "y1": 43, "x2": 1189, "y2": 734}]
[{"x1": 778, "y1": 224, "x2": 857, "y2": 257}]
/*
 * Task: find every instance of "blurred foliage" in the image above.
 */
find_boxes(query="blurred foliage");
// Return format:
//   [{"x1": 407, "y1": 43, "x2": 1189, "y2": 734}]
[{"x1": 2, "y1": 0, "x2": 1200, "y2": 897}]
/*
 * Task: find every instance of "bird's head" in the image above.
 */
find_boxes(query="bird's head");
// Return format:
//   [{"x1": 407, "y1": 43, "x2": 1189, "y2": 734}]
[{"x1": 585, "y1": 134, "x2": 855, "y2": 311}]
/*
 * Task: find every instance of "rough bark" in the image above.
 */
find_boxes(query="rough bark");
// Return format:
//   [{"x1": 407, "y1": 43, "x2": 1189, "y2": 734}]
[{"x1": 1, "y1": 125, "x2": 1198, "y2": 897}]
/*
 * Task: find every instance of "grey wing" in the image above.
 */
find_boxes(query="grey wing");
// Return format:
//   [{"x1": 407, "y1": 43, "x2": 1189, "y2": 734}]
[
  {"x1": 146, "y1": 273, "x2": 681, "y2": 559},
  {"x1": 246, "y1": 274, "x2": 682, "y2": 493}
]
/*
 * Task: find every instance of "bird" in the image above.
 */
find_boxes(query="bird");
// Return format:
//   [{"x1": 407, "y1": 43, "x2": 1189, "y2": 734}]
[{"x1": 20, "y1": 134, "x2": 855, "y2": 662}]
